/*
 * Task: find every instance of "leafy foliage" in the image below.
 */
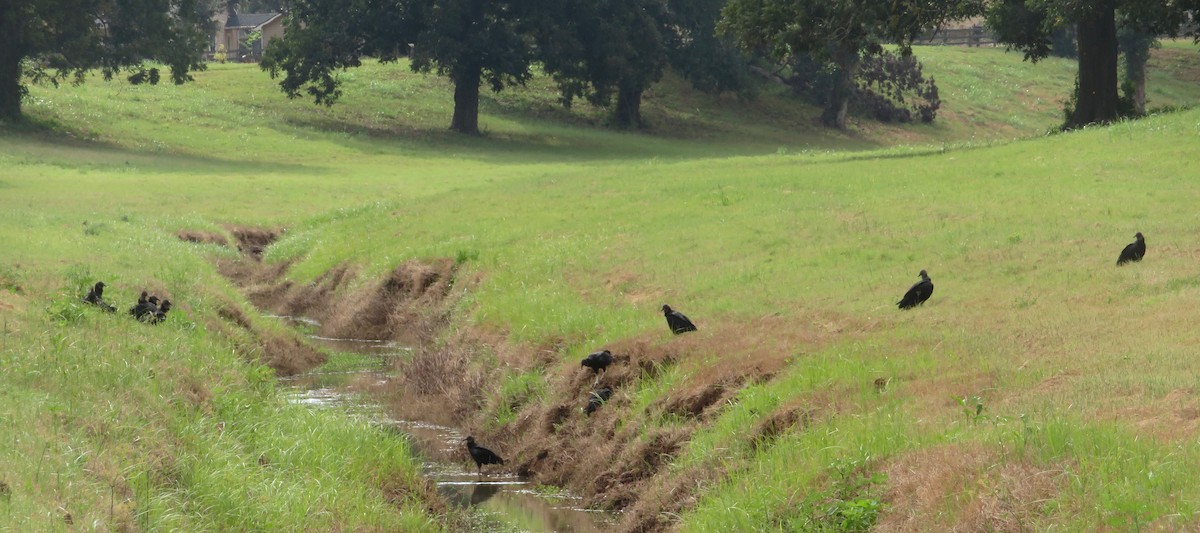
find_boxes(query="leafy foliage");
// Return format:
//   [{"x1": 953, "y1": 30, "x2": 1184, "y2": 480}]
[
  {"x1": 853, "y1": 52, "x2": 941, "y2": 123},
  {"x1": 719, "y1": 0, "x2": 971, "y2": 128},
  {"x1": 533, "y1": 0, "x2": 674, "y2": 128},
  {"x1": 666, "y1": 0, "x2": 754, "y2": 97},
  {"x1": 262, "y1": 0, "x2": 544, "y2": 134},
  {"x1": 781, "y1": 52, "x2": 942, "y2": 124},
  {"x1": 984, "y1": 0, "x2": 1200, "y2": 127},
  {"x1": 785, "y1": 456, "x2": 886, "y2": 532},
  {"x1": 0, "y1": 0, "x2": 216, "y2": 120}
]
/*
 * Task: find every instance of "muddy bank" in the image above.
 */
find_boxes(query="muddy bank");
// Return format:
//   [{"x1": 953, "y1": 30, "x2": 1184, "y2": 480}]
[{"x1": 206, "y1": 229, "x2": 841, "y2": 531}]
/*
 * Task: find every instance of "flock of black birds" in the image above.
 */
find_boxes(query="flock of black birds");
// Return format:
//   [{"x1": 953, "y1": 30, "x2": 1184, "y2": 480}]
[
  {"x1": 82, "y1": 281, "x2": 173, "y2": 324},
  {"x1": 464, "y1": 232, "x2": 1149, "y2": 475}
]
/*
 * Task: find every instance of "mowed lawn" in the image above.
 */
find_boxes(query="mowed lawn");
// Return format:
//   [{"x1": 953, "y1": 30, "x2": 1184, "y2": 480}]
[{"x1": 2, "y1": 43, "x2": 1200, "y2": 530}]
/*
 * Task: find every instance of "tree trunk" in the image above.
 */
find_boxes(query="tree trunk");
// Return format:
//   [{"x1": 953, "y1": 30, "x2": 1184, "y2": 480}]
[
  {"x1": 1119, "y1": 30, "x2": 1152, "y2": 116},
  {"x1": 450, "y1": 65, "x2": 481, "y2": 135},
  {"x1": 821, "y1": 46, "x2": 858, "y2": 129},
  {"x1": 1070, "y1": 2, "x2": 1119, "y2": 127},
  {"x1": 615, "y1": 85, "x2": 643, "y2": 128},
  {"x1": 1132, "y1": 68, "x2": 1146, "y2": 115},
  {"x1": 0, "y1": 11, "x2": 25, "y2": 122}
]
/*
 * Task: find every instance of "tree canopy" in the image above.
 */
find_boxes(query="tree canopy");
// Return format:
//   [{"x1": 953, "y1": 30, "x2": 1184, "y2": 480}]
[
  {"x1": 719, "y1": 0, "x2": 971, "y2": 129},
  {"x1": 0, "y1": 0, "x2": 215, "y2": 121},
  {"x1": 263, "y1": 0, "x2": 545, "y2": 135},
  {"x1": 533, "y1": 0, "x2": 674, "y2": 128},
  {"x1": 985, "y1": 0, "x2": 1200, "y2": 128}
]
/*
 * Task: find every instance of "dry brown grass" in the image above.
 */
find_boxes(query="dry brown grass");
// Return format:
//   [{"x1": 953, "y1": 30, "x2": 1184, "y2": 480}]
[
  {"x1": 212, "y1": 299, "x2": 326, "y2": 376},
  {"x1": 225, "y1": 225, "x2": 281, "y2": 261},
  {"x1": 877, "y1": 444, "x2": 1065, "y2": 532},
  {"x1": 176, "y1": 230, "x2": 229, "y2": 247}
]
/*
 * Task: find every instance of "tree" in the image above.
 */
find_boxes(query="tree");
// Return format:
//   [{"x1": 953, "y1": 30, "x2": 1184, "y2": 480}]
[
  {"x1": 533, "y1": 0, "x2": 673, "y2": 128},
  {"x1": 985, "y1": 0, "x2": 1199, "y2": 128},
  {"x1": 262, "y1": 0, "x2": 544, "y2": 135},
  {"x1": 0, "y1": 0, "x2": 215, "y2": 122},
  {"x1": 719, "y1": 0, "x2": 970, "y2": 129},
  {"x1": 666, "y1": 0, "x2": 754, "y2": 97}
]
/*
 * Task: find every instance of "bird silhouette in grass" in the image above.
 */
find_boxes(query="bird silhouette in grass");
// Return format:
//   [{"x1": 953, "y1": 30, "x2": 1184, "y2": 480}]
[
  {"x1": 897, "y1": 270, "x2": 934, "y2": 310},
  {"x1": 1116, "y1": 232, "x2": 1146, "y2": 266},
  {"x1": 662, "y1": 304, "x2": 697, "y2": 334},
  {"x1": 83, "y1": 281, "x2": 116, "y2": 312},
  {"x1": 585, "y1": 386, "x2": 613, "y2": 416},
  {"x1": 464, "y1": 436, "x2": 504, "y2": 476}
]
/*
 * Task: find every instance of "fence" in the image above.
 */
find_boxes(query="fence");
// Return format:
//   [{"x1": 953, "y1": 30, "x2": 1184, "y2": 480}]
[{"x1": 914, "y1": 26, "x2": 997, "y2": 47}]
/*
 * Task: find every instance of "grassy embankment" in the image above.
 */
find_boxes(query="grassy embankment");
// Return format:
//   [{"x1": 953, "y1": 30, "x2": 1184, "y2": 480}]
[{"x1": 1, "y1": 42, "x2": 1199, "y2": 530}]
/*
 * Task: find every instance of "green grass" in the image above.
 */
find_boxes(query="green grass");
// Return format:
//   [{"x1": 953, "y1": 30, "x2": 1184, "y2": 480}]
[
  {"x1": 4, "y1": 42, "x2": 1200, "y2": 530},
  {"x1": 0, "y1": 218, "x2": 440, "y2": 529}
]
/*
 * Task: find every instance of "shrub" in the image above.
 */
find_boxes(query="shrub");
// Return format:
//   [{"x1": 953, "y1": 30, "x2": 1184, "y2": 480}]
[
  {"x1": 853, "y1": 51, "x2": 941, "y2": 123},
  {"x1": 782, "y1": 51, "x2": 941, "y2": 124}
]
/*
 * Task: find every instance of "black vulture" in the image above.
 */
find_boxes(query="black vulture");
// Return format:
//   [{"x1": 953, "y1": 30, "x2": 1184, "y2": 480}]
[
  {"x1": 83, "y1": 282, "x2": 116, "y2": 312},
  {"x1": 150, "y1": 299, "x2": 172, "y2": 324},
  {"x1": 129, "y1": 291, "x2": 148, "y2": 317},
  {"x1": 581, "y1": 350, "x2": 613, "y2": 374},
  {"x1": 1116, "y1": 232, "x2": 1146, "y2": 266},
  {"x1": 464, "y1": 436, "x2": 504, "y2": 475},
  {"x1": 585, "y1": 386, "x2": 614, "y2": 416},
  {"x1": 662, "y1": 304, "x2": 697, "y2": 334},
  {"x1": 83, "y1": 282, "x2": 105, "y2": 305},
  {"x1": 897, "y1": 270, "x2": 934, "y2": 310},
  {"x1": 133, "y1": 295, "x2": 159, "y2": 322}
]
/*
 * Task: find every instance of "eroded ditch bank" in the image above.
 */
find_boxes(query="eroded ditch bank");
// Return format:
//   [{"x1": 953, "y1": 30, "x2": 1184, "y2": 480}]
[
  {"x1": 275, "y1": 316, "x2": 612, "y2": 532},
  {"x1": 209, "y1": 227, "x2": 813, "y2": 532}
]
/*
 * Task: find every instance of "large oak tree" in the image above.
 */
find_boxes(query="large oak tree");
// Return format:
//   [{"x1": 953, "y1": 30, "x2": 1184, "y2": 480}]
[
  {"x1": 0, "y1": 0, "x2": 215, "y2": 122},
  {"x1": 986, "y1": 0, "x2": 1199, "y2": 128}
]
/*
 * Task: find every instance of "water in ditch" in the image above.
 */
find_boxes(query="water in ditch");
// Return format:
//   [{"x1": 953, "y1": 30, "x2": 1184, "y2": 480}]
[{"x1": 273, "y1": 316, "x2": 613, "y2": 532}]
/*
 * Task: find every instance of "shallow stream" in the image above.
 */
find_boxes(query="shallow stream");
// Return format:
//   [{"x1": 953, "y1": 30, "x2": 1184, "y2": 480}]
[{"x1": 273, "y1": 316, "x2": 612, "y2": 532}]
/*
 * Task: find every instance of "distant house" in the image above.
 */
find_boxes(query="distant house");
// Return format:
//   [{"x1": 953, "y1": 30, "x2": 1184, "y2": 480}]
[{"x1": 211, "y1": 7, "x2": 283, "y2": 62}]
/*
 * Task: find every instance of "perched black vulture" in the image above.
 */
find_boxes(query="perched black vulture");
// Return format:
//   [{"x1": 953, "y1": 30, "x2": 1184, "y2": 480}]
[
  {"x1": 464, "y1": 436, "x2": 504, "y2": 475},
  {"x1": 150, "y1": 299, "x2": 172, "y2": 324},
  {"x1": 581, "y1": 350, "x2": 614, "y2": 374},
  {"x1": 1116, "y1": 232, "x2": 1146, "y2": 266},
  {"x1": 897, "y1": 270, "x2": 934, "y2": 310},
  {"x1": 83, "y1": 282, "x2": 116, "y2": 312},
  {"x1": 662, "y1": 304, "x2": 697, "y2": 334},
  {"x1": 585, "y1": 386, "x2": 614, "y2": 416}
]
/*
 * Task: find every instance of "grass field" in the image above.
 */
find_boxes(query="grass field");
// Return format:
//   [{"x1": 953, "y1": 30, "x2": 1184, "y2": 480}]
[{"x1": 3, "y1": 42, "x2": 1200, "y2": 530}]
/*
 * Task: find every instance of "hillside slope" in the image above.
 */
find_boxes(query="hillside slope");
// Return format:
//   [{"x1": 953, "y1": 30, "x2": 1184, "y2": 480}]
[{"x1": 3, "y1": 43, "x2": 1200, "y2": 531}]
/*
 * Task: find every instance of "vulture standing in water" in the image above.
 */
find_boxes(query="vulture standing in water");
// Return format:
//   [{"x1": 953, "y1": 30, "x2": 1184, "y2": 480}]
[
  {"x1": 1116, "y1": 232, "x2": 1146, "y2": 266},
  {"x1": 897, "y1": 270, "x2": 934, "y2": 310},
  {"x1": 662, "y1": 304, "x2": 697, "y2": 334},
  {"x1": 464, "y1": 436, "x2": 504, "y2": 475}
]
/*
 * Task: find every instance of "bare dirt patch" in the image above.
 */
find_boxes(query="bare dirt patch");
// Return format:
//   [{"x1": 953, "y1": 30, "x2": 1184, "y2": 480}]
[
  {"x1": 210, "y1": 300, "x2": 325, "y2": 376},
  {"x1": 226, "y1": 226, "x2": 281, "y2": 260},
  {"x1": 176, "y1": 230, "x2": 229, "y2": 247}
]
